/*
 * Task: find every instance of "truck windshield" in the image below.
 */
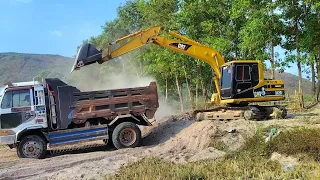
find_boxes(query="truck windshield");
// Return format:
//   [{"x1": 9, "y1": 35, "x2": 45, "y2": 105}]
[{"x1": 1, "y1": 89, "x2": 31, "y2": 109}]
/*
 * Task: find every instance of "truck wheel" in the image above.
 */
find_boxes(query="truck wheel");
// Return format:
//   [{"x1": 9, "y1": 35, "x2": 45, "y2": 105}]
[
  {"x1": 17, "y1": 135, "x2": 47, "y2": 159},
  {"x1": 112, "y1": 122, "x2": 141, "y2": 149}
]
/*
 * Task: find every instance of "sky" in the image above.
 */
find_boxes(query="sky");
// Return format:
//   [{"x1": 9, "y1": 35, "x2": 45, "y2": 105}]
[
  {"x1": 0, "y1": 0, "x2": 127, "y2": 57},
  {"x1": 0, "y1": 0, "x2": 307, "y2": 78}
]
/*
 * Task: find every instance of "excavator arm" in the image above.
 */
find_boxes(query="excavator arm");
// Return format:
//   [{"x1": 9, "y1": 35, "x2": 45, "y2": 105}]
[{"x1": 72, "y1": 26, "x2": 225, "y2": 79}]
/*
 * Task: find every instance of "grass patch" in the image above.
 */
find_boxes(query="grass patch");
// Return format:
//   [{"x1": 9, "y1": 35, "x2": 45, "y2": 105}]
[
  {"x1": 209, "y1": 140, "x2": 229, "y2": 152},
  {"x1": 106, "y1": 127, "x2": 320, "y2": 180},
  {"x1": 106, "y1": 154, "x2": 320, "y2": 180},
  {"x1": 268, "y1": 127, "x2": 320, "y2": 160},
  {"x1": 300, "y1": 116, "x2": 320, "y2": 125}
]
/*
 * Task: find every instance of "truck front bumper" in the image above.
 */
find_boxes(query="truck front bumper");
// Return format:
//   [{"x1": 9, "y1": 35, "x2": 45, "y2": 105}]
[{"x1": 0, "y1": 135, "x2": 15, "y2": 145}]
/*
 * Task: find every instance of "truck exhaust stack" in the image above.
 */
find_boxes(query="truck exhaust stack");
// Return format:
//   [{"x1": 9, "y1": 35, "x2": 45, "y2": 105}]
[{"x1": 71, "y1": 43, "x2": 103, "y2": 73}]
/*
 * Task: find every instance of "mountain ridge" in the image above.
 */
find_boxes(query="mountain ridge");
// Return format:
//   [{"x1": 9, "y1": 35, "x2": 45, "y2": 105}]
[{"x1": 0, "y1": 52, "x2": 74, "y2": 84}]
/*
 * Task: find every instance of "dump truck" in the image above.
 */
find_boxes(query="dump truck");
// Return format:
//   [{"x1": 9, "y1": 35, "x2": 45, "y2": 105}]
[{"x1": 0, "y1": 78, "x2": 159, "y2": 159}]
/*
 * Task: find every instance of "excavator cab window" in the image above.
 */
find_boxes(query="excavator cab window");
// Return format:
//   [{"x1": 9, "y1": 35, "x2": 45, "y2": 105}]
[
  {"x1": 221, "y1": 66, "x2": 232, "y2": 89},
  {"x1": 220, "y1": 65, "x2": 234, "y2": 99},
  {"x1": 236, "y1": 65, "x2": 251, "y2": 81},
  {"x1": 251, "y1": 64, "x2": 259, "y2": 81}
]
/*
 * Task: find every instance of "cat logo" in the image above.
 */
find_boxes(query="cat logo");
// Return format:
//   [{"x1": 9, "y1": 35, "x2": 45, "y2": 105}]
[
  {"x1": 177, "y1": 43, "x2": 186, "y2": 50},
  {"x1": 169, "y1": 43, "x2": 192, "y2": 51}
]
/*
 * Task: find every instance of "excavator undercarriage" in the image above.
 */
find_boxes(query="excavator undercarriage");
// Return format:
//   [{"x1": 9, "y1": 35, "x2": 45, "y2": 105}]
[{"x1": 193, "y1": 104, "x2": 287, "y2": 121}]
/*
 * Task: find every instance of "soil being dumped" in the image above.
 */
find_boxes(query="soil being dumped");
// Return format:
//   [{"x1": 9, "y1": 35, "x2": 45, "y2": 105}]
[{"x1": 0, "y1": 114, "x2": 257, "y2": 180}]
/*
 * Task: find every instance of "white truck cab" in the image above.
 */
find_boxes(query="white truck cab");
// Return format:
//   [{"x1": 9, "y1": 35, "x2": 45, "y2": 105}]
[{"x1": 0, "y1": 81, "x2": 48, "y2": 146}]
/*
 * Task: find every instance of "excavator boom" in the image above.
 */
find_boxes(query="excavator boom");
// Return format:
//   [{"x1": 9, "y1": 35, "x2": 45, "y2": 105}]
[{"x1": 72, "y1": 26, "x2": 225, "y2": 79}]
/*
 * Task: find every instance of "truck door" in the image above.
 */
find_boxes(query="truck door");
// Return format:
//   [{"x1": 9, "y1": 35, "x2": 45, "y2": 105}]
[{"x1": 0, "y1": 88, "x2": 34, "y2": 129}]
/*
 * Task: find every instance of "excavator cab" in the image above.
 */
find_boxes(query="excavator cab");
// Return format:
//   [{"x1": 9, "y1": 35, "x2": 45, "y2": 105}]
[{"x1": 220, "y1": 62, "x2": 260, "y2": 100}]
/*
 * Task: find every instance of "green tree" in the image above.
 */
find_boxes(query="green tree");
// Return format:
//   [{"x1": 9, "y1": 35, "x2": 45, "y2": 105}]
[
  {"x1": 279, "y1": 0, "x2": 309, "y2": 108},
  {"x1": 235, "y1": 0, "x2": 284, "y2": 79}
]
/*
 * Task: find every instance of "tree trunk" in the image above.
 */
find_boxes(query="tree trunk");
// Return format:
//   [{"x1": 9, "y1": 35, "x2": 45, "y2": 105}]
[
  {"x1": 200, "y1": 78, "x2": 209, "y2": 102},
  {"x1": 175, "y1": 74, "x2": 184, "y2": 112},
  {"x1": 295, "y1": 5, "x2": 304, "y2": 109},
  {"x1": 122, "y1": 59, "x2": 125, "y2": 71},
  {"x1": 165, "y1": 76, "x2": 168, "y2": 103},
  {"x1": 139, "y1": 61, "x2": 143, "y2": 74},
  {"x1": 311, "y1": 61, "x2": 316, "y2": 101},
  {"x1": 270, "y1": 42, "x2": 275, "y2": 80},
  {"x1": 316, "y1": 55, "x2": 320, "y2": 101},
  {"x1": 297, "y1": 51, "x2": 304, "y2": 108},
  {"x1": 137, "y1": 61, "x2": 143, "y2": 81},
  {"x1": 196, "y1": 64, "x2": 200, "y2": 107},
  {"x1": 195, "y1": 81, "x2": 198, "y2": 107},
  {"x1": 183, "y1": 65, "x2": 194, "y2": 110}
]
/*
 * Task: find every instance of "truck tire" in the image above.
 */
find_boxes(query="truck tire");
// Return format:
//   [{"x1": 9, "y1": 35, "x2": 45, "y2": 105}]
[
  {"x1": 112, "y1": 122, "x2": 141, "y2": 149},
  {"x1": 17, "y1": 135, "x2": 47, "y2": 159}
]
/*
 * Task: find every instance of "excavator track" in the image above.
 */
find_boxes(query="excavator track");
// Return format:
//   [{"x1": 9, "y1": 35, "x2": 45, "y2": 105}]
[{"x1": 193, "y1": 105, "x2": 287, "y2": 121}]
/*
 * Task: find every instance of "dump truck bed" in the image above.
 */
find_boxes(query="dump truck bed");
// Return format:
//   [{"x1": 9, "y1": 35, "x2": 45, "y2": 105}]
[{"x1": 69, "y1": 82, "x2": 159, "y2": 122}]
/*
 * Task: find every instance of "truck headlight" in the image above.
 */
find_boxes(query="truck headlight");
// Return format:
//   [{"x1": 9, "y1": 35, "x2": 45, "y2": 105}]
[{"x1": 1, "y1": 130, "x2": 15, "y2": 135}]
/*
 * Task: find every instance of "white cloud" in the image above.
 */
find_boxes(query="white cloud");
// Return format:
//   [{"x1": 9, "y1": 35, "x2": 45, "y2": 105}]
[
  {"x1": 14, "y1": 0, "x2": 32, "y2": 3},
  {"x1": 51, "y1": 30, "x2": 63, "y2": 37}
]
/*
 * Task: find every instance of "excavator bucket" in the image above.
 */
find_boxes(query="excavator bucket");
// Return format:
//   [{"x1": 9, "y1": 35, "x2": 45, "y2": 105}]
[{"x1": 71, "y1": 43, "x2": 103, "y2": 73}]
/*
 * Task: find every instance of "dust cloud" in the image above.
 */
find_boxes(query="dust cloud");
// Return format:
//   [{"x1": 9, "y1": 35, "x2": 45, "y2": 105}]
[
  {"x1": 69, "y1": 62, "x2": 154, "y2": 91},
  {"x1": 67, "y1": 60, "x2": 177, "y2": 120},
  {"x1": 154, "y1": 100, "x2": 178, "y2": 121}
]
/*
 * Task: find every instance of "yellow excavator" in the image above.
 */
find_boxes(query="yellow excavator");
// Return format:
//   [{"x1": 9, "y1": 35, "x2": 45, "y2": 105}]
[{"x1": 71, "y1": 26, "x2": 287, "y2": 121}]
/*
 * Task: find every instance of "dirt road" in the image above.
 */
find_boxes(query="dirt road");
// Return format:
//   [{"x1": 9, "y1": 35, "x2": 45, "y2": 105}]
[
  {"x1": 0, "y1": 145, "x2": 147, "y2": 180},
  {"x1": 1, "y1": 109, "x2": 319, "y2": 180}
]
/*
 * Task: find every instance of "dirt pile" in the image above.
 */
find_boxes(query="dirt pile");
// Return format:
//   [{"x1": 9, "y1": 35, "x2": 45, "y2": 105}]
[{"x1": 142, "y1": 114, "x2": 257, "y2": 163}]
